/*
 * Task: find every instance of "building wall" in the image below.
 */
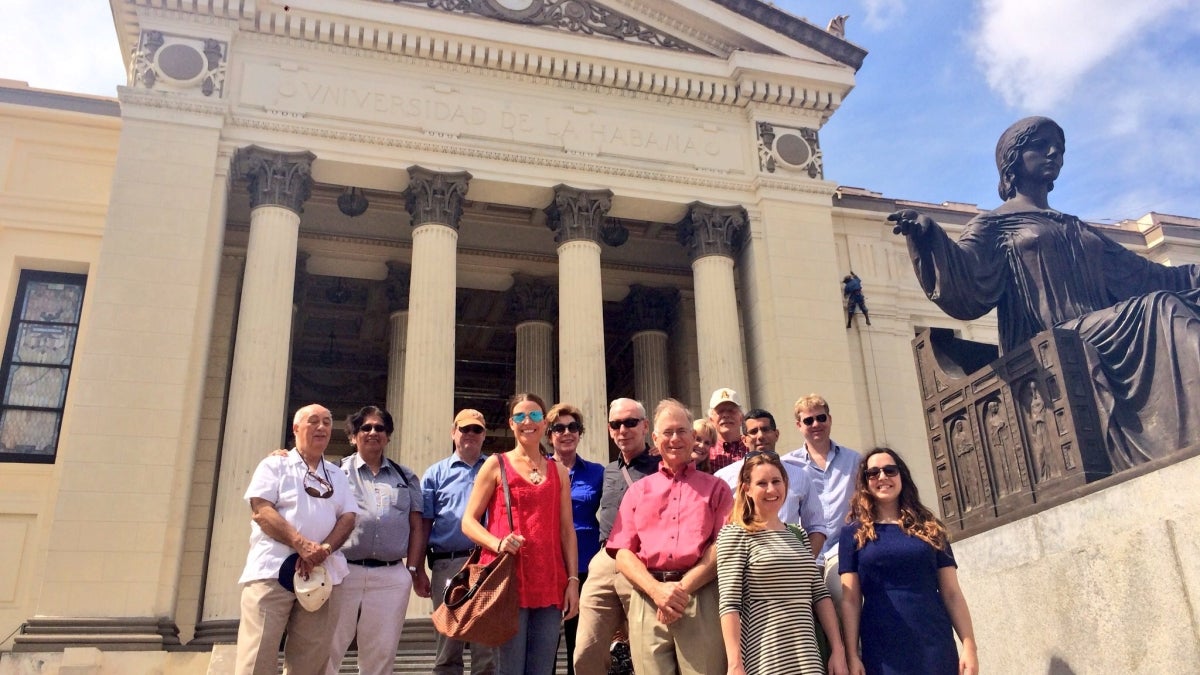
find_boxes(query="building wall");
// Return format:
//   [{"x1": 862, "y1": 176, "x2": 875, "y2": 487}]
[{"x1": 0, "y1": 91, "x2": 119, "y2": 649}]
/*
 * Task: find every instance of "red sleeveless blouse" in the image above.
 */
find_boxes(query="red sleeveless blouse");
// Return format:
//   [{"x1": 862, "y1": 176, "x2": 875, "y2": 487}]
[{"x1": 479, "y1": 453, "x2": 567, "y2": 609}]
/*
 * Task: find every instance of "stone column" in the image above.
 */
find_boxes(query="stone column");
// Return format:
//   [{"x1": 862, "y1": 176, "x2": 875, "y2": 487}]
[
  {"x1": 197, "y1": 146, "x2": 314, "y2": 635},
  {"x1": 547, "y1": 185, "x2": 613, "y2": 463},
  {"x1": 509, "y1": 275, "x2": 557, "y2": 406},
  {"x1": 385, "y1": 261, "x2": 411, "y2": 464},
  {"x1": 399, "y1": 167, "x2": 470, "y2": 476},
  {"x1": 625, "y1": 285, "x2": 679, "y2": 408},
  {"x1": 677, "y1": 202, "x2": 750, "y2": 403}
]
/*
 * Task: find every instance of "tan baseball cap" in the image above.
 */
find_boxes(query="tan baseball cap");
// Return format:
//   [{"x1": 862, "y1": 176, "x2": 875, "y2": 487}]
[{"x1": 453, "y1": 409, "x2": 485, "y2": 427}]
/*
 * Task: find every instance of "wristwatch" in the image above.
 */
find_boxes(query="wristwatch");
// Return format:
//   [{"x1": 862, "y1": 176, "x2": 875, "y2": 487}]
[
  {"x1": 406, "y1": 565, "x2": 419, "y2": 573},
  {"x1": 320, "y1": 543, "x2": 332, "y2": 553}
]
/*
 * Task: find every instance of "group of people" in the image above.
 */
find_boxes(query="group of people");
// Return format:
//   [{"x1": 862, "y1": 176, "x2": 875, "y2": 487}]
[{"x1": 232, "y1": 389, "x2": 978, "y2": 675}]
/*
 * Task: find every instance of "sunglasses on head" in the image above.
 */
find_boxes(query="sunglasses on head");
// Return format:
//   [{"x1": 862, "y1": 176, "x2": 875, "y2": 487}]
[
  {"x1": 800, "y1": 413, "x2": 829, "y2": 427},
  {"x1": 551, "y1": 422, "x2": 583, "y2": 435},
  {"x1": 608, "y1": 417, "x2": 642, "y2": 431},
  {"x1": 358, "y1": 423, "x2": 387, "y2": 434},
  {"x1": 511, "y1": 410, "x2": 544, "y2": 424},
  {"x1": 458, "y1": 424, "x2": 485, "y2": 435},
  {"x1": 865, "y1": 465, "x2": 900, "y2": 480}
]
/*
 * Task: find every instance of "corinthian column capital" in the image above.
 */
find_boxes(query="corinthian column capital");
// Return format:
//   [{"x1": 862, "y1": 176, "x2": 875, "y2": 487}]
[
  {"x1": 625, "y1": 284, "x2": 679, "y2": 333},
  {"x1": 545, "y1": 184, "x2": 614, "y2": 244},
  {"x1": 406, "y1": 166, "x2": 472, "y2": 228},
  {"x1": 234, "y1": 145, "x2": 316, "y2": 214},
  {"x1": 509, "y1": 275, "x2": 558, "y2": 323},
  {"x1": 676, "y1": 202, "x2": 748, "y2": 261}
]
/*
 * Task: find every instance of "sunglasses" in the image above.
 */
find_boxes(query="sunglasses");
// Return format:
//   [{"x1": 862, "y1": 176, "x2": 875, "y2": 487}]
[
  {"x1": 800, "y1": 413, "x2": 829, "y2": 427},
  {"x1": 359, "y1": 423, "x2": 387, "y2": 434},
  {"x1": 865, "y1": 465, "x2": 900, "y2": 480},
  {"x1": 745, "y1": 450, "x2": 779, "y2": 460},
  {"x1": 608, "y1": 417, "x2": 643, "y2": 431},
  {"x1": 458, "y1": 424, "x2": 485, "y2": 435},
  {"x1": 304, "y1": 467, "x2": 334, "y2": 499},
  {"x1": 744, "y1": 426, "x2": 775, "y2": 436},
  {"x1": 511, "y1": 410, "x2": 545, "y2": 424},
  {"x1": 551, "y1": 422, "x2": 583, "y2": 435}
]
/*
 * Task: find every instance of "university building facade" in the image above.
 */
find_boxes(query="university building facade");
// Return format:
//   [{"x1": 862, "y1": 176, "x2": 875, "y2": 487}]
[{"x1": 2, "y1": 0, "x2": 1199, "y2": 672}]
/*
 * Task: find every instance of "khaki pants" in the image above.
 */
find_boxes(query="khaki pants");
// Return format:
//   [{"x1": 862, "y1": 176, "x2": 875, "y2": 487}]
[
  {"x1": 235, "y1": 578, "x2": 333, "y2": 675},
  {"x1": 326, "y1": 562, "x2": 413, "y2": 675},
  {"x1": 572, "y1": 550, "x2": 634, "y2": 675},
  {"x1": 628, "y1": 581, "x2": 725, "y2": 675}
]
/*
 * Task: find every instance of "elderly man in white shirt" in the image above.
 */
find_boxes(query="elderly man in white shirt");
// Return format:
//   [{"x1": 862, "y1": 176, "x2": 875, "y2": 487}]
[{"x1": 234, "y1": 403, "x2": 359, "y2": 675}]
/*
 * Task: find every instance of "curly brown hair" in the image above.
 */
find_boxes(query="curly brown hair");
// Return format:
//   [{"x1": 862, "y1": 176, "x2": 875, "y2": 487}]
[{"x1": 849, "y1": 447, "x2": 949, "y2": 551}]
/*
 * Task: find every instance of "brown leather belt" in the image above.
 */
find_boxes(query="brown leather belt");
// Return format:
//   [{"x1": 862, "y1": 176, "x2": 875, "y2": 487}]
[{"x1": 648, "y1": 569, "x2": 686, "y2": 582}]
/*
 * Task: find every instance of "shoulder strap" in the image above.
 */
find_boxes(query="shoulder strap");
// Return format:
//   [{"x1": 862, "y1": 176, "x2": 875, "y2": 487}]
[
  {"x1": 620, "y1": 466, "x2": 634, "y2": 487},
  {"x1": 497, "y1": 454, "x2": 515, "y2": 533}
]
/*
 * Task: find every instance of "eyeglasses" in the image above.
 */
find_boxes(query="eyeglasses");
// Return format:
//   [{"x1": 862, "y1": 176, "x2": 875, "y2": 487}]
[
  {"x1": 744, "y1": 426, "x2": 775, "y2": 436},
  {"x1": 511, "y1": 410, "x2": 545, "y2": 424},
  {"x1": 608, "y1": 418, "x2": 642, "y2": 430},
  {"x1": 304, "y1": 466, "x2": 334, "y2": 499},
  {"x1": 745, "y1": 450, "x2": 779, "y2": 460},
  {"x1": 800, "y1": 413, "x2": 829, "y2": 427},
  {"x1": 359, "y1": 423, "x2": 387, "y2": 434},
  {"x1": 458, "y1": 424, "x2": 485, "y2": 435},
  {"x1": 865, "y1": 465, "x2": 900, "y2": 480},
  {"x1": 551, "y1": 422, "x2": 583, "y2": 435}
]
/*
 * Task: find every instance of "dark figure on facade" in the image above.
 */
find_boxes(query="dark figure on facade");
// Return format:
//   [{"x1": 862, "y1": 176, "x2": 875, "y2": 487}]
[
  {"x1": 1021, "y1": 381, "x2": 1062, "y2": 483},
  {"x1": 890, "y1": 116, "x2": 1200, "y2": 470},
  {"x1": 842, "y1": 272, "x2": 871, "y2": 327}
]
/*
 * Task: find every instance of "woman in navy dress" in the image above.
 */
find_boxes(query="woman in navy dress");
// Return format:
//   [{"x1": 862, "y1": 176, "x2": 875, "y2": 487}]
[{"x1": 839, "y1": 448, "x2": 978, "y2": 675}]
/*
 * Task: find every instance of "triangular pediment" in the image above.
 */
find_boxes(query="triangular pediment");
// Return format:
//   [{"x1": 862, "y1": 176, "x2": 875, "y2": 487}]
[{"x1": 374, "y1": 0, "x2": 865, "y2": 67}]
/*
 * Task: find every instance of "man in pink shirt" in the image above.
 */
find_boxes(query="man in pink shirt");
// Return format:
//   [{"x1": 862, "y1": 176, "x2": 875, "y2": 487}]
[{"x1": 606, "y1": 399, "x2": 733, "y2": 675}]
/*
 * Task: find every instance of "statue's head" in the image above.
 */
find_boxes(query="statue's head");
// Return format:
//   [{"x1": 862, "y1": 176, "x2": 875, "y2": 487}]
[{"x1": 995, "y1": 116, "x2": 1065, "y2": 201}]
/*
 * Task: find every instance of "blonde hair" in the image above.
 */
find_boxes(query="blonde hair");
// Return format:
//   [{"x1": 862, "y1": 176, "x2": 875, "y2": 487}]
[
  {"x1": 793, "y1": 394, "x2": 829, "y2": 419},
  {"x1": 692, "y1": 418, "x2": 717, "y2": 444}
]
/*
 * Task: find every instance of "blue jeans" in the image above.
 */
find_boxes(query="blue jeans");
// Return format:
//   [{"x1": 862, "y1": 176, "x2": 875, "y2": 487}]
[{"x1": 498, "y1": 606, "x2": 562, "y2": 675}]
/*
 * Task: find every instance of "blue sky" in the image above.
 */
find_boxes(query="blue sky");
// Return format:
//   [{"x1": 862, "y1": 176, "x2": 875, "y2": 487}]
[{"x1": 4, "y1": 0, "x2": 1198, "y2": 222}]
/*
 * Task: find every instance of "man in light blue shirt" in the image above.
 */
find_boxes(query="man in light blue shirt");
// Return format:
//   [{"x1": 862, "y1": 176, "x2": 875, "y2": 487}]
[
  {"x1": 781, "y1": 394, "x2": 861, "y2": 604},
  {"x1": 419, "y1": 408, "x2": 497, "y2": 675}
]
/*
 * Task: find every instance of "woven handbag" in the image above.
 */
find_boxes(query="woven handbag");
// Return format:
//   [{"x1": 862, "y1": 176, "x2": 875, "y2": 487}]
[{"x1": 431, "y1": 457, "x2": 520, "y2": 647}]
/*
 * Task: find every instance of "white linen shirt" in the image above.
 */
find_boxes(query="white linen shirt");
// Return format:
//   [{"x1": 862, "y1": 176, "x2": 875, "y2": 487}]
[{"x1": 238, "y1": 448, "x2": 359, "y2": 585}]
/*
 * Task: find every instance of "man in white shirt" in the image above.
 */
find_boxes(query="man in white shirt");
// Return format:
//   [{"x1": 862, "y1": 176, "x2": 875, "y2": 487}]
[{"x1": 234, "y1": 403, "x2": 359, "y2": 675}]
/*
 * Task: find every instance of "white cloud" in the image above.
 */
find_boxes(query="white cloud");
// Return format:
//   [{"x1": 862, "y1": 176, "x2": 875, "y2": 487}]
[
  {"x1": 972, "y1": 0, "x2": 1190, "y2": 109},
  {"x1": 1, "y1": 0, "x2": 126, "y2": 96},
  {"x1": 860, "y1": 0, "x2": 907, "y2": 30}
]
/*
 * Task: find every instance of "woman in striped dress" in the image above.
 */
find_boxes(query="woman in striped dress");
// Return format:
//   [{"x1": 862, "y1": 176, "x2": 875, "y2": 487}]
[{"x1": 718, "y1": 451, "x2": 848, "y2": 675}]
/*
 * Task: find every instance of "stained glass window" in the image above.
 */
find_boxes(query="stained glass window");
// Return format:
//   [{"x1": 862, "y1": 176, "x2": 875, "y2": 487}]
[{"x1": 0, "y1": 271, "x2": 86, "y2": 462}]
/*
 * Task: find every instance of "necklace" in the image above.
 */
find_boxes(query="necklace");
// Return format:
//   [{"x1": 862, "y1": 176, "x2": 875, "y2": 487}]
[{"x1": 515, "y1": 452, "x2": 546, "y2": 485}]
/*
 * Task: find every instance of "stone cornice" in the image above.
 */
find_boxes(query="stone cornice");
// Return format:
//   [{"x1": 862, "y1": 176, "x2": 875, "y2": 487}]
[
  {"x1": 117, "y1": 86, "x2": 230, "y2": 123},
  {"x1": 234, "y1": 7, "x2": 846, "y2": 114}
]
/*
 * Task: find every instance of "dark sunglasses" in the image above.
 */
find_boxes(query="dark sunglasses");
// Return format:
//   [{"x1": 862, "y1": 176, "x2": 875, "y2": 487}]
[
  {"x1": 358, "y1": 423, "x2": 387, "y2": 434},
  {"x1": 745, "y1": 450, "x2": 779, "y2": 460},
  {"x1": 511, "y1": 410, "x2": 545, "y2": 423},
  {"x1": 551, "y1": 422, "x2": 583, "y2": 435},
  {"x1": 865, "y1": 465, "x2": 900, "y2": 480},
  {"x1": 458, "y1": 424, "x2": 485, "y2": 435},
  {"x1": 304, "y1": 467, "x2": 334, "y2": 499},
  {"x1": 800, "y1": 413, "x2": 829, "y2": 427},
  {"x1": 608, "y1": 417, "x2": 642, "y2": 430}
]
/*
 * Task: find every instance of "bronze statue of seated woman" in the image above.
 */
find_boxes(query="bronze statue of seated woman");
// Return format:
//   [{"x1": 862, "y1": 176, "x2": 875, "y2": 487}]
[{"x1": 890, "y1": 116, "x2": 1200, "y2": 471}]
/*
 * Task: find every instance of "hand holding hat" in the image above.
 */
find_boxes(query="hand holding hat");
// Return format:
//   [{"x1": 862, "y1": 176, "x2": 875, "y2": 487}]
[{"x1": 279, "y1": 552, "x2": 331, "y2": 612}]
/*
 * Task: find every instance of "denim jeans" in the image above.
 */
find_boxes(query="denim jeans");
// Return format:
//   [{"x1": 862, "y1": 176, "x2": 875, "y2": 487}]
[{"x1": 497, "y1": 606, "x2": 562, "y2": 674}]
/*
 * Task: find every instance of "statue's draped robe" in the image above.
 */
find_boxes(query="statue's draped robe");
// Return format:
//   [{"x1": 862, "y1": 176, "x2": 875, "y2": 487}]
[{"x1": 909, "y1": 209, "x2": 1200, "y2": 469}]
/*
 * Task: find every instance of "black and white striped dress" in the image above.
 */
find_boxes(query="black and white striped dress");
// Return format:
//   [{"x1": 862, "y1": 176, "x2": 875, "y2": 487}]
[{"x1": 717, "y1": 524, "x2": 829, "y2": 674}]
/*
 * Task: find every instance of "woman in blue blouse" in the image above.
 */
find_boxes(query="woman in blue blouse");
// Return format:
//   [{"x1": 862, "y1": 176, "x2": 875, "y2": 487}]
[{"x1": 547, "y1": 402, "x2": 605, "y2": 675}]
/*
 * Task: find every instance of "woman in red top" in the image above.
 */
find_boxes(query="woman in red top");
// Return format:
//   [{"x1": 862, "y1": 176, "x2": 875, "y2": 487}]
[{"x1": 463, "y1": 392, "x2": 580, "y2": 674}]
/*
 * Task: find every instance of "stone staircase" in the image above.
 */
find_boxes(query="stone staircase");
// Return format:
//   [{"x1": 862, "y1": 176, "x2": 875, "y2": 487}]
[{"x1": 320, "y1": 619, "x2": 570, "y2": 674}]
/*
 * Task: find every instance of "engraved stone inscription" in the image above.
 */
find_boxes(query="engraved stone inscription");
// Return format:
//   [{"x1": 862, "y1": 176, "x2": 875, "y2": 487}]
[{"x1": 238, "y1": 62, "x2": 739, "y2": 170}]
